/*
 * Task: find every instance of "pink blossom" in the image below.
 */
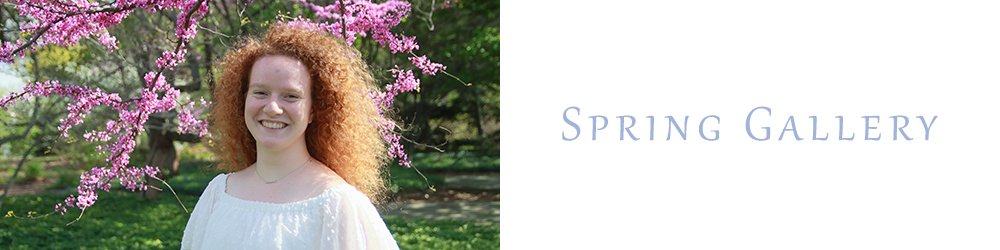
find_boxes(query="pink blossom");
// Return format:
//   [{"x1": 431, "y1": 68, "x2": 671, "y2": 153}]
[
  {"x1": 1, "y1": 0, "x2": 208, "y2": 63},
  {"x1": 439, "y1": 0, "x2": 459, "y2": 9},
  {"x1": 389, "y1": 66, "x2": 420, "y2": 94},
  {"x1": 389, "y1": 35, "x2": 419, "y2": 53},
  {"x1": 409, "y1": 55, "x2": 446, "y2": 75},
  {"x1": 177, "y1": 96, "x2": 212, "y2": 137},
  {"x1": 286, "y1": 0, "x2": 411, "y2": 47},
  {"x1": 156, "y1": 46, "x2": 188, "y2": 70}
]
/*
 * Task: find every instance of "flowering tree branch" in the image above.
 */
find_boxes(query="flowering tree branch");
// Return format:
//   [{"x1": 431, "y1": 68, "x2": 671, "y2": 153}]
[
  {"x1": 1, "y1": 0, "x2": 462, "y2": 219},
  {"x1": 1, "y1": 0, "x2": 211, "y2": 216}
]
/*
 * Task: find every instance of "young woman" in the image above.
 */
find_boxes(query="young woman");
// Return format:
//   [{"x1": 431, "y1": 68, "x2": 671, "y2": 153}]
[{"x1": 181, "y1": 23, "x2": 399, "y2": 249}]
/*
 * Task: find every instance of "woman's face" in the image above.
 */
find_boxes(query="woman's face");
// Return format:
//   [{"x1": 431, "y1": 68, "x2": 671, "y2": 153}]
[{"x1": 245, "y1": 54, "x2": 313, "y2": 152}]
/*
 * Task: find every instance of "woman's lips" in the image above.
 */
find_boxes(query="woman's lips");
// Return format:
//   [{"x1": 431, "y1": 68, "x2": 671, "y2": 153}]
[{"x1": 261, "y1": 120, "x2": 288, "y2": 129}]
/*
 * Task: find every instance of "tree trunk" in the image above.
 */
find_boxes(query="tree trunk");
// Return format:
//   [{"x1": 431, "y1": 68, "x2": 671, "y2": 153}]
[
  {"x1": 205, "y1": 33, "x2": 214, "y2": 92},
  {"x1": 413, "y1": 93, "x2": 432, "y2": 148},
  {"x1": 473, "y1": 87, "x2": 486, "y2": 141},
  {"x1": 142, "y1": 115, "x2": 179, "y2": 201}
]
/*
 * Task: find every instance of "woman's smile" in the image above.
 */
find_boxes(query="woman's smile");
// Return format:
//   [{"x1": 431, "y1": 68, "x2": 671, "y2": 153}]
[{"x1": 260, "y1": 120, "x2": 288, "y2": 129}]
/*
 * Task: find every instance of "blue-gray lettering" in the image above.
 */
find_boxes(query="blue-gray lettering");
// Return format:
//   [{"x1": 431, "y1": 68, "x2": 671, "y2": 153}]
[
  {"x1": 666, "y1": 116, "x2": 688, "y2": 140},
  {"x1": 918, "y1": 116, "x2": 938, "y2": 140},
  {"x1": 779, "y1": 116, "x2": 803, "y2": 141},
  {"x1": 617, "y1": 115, "x2": 639, "y2": 141},
  {"x1": 700, "y1": 115, "x2": 720, "y2": 141},
  {"x1": 589, "y1": 115, "x2": 608, "y2": 141},
  {"x1": 837, "y1": 116, "x2": 854, "y2": 141},
  {"x1": 809, "y1": 116, "x2": 828, "y2": 141},
  {"x1": 891, "y1": 116, "x2": 913, "y2": 141},
  {"x1": 863, "y1": 116, "x2": 880, "y2": 141},
  {"x1": 746, "y1": 106, "x2": 771, "y2": 141},
  {"x1": 646, "y1": 116, "x2": 655, "y2": 141},
  {"x1": 562, "y1": 106, "x2": 581, "y2": 141}
]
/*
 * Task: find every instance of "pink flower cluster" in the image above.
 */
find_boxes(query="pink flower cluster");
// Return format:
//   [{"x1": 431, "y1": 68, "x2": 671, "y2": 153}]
[
  {"x1": 438, "y1": 0, "x2": 459, "y2": 9},
  {"x1": 0, "y1": 0, "x2": 210, "y2": 63},
  {"x1": 63, "y1": 166, "x2": 159, "y2": 210},
  {"x1": 389, "y1": 66, "x2": 420, "y2": 94},
  {"x1": 2, "y1": 0, "x2": 130, "y2": 63},
  {"x1": 289, "y1": 0, "x2": 412, "y2": 49},
  {"x1": 177, "y1": 96, "x2": 211, "y2": 137},
  {"x1": 409, "y1": 55, "x2": 445, "y2": 75},
  {"x1": 367, "y1": 66, "x2": 423, "y2": 167},
  {"x1": 156, "y1": 44, "x2": 187, "y2": 71}
]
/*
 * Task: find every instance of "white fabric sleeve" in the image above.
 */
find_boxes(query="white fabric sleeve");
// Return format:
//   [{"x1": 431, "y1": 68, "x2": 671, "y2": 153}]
[
  {"x1": 320, "y1": 188, "x2": 400, "y2": 250},
  {"x1": 180, "y1": 174, "x2": 224, "y2": 250}
]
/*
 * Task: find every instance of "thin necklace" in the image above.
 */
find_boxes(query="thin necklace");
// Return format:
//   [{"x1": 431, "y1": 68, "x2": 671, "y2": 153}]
[{"x1": 256, "y1": 158, "x2": 311, "y2": 184}]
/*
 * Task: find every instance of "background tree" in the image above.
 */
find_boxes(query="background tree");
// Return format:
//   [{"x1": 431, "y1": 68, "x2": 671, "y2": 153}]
[{"x1": 396, "y1": 0, "x2": 499, "y2": 152}]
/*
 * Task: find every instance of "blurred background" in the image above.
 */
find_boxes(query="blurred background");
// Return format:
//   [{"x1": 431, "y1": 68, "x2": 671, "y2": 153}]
[{"x1": 0, "y1": 0, "x2": 499, "y2": 249}]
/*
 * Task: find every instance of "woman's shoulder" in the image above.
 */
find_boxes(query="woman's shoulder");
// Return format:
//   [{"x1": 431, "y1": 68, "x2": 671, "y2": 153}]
[
  {"x1": 301, "y1": 163, "x2": 348, "y2": 188},
  {"x1": 201, "y1": 173, "x2": 231, "y2": 193},
  {"x1": 319, "y1": 183, "x2": 362, "y2": 200},
  {"x1": 208, "y1": 173, "x2": 230, "y2": 185},
  {"x1": 316, "y1": 183, "x2": 377, "y2": 207}
]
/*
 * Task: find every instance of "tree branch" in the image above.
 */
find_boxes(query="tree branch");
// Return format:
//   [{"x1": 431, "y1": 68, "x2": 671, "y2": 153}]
[
  {"x1": 4, "y1": 4, "x2": 132, "y2": 57},
  {"x1": 0, "y1": 97, "x2": 40, "y2": 147}
]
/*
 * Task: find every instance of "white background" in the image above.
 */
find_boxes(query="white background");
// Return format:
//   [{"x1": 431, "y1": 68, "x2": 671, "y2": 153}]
[{"x1": 504, "y1": 0, "x2": 1000, "y2": 249}]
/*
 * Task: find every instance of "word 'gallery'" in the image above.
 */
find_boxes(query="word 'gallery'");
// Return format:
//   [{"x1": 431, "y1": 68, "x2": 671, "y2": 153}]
[{"x1": 561, "y1": 106, "x2": 938, "y2": 141}]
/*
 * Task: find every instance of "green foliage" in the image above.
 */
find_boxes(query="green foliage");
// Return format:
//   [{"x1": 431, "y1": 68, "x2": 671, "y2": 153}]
[
  {"x1": 52, "y1": 141, "x2": 106, "y2": 169},
  {"x1": 48, "y1": 171, "x2": 81, "y2": 191},
  {"x1": 390, "y1": 0, "x2": 501, "y2": 152},
  {"x1": 387, "y1": 218, "x2": 499, "y2": 250},
  {"x1": 0, "y1": 99, "x2": 42, "y2": 158},
  {"x1": 177, "y1": 143, "x2": 217, "y2": 162},
  {"x1": 23, "y1": 162, "x2": 44, "y2": 181},
  {"x1": 4, "y1": 161, "x2": 46, "y2": 183}
]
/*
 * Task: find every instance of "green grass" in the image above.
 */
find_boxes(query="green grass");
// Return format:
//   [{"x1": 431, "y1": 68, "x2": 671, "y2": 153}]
[
  {"x1": 0, "y1": 159, "x2": 498, "y2": 249},
  {"x1": 0, "y1": 152, "x2": 499, "y2": 249},
  {"x1": 388, "y1": 218, "x2": 499, "y2": 250},
  {"x1": 388, "y1": 166, "x2": 444, "y2": 192},
  {"x1": 164, "y1": 161, "x2": 224, "y2": 196},
  {"x1": 387, "y1": 151, "x2": 499, "y2": 192},
  {"x1": 0, "y1": 192, "x2": 195, "y2": 249},
  {"x1": 0, "y1": 192, "x2": 498, "y2": 249},
  {"x1": 410, "y1": 151, "x2": 500, "y2": 173}
]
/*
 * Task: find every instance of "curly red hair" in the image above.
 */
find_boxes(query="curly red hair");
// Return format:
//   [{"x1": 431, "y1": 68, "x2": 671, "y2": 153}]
[{"x1": 210, "y1": 24, "x2": 390, "y2": 204}]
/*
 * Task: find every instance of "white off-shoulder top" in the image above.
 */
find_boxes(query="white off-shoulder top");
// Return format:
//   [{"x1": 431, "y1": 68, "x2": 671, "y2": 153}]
[{"x1": 181, "y1": 174, "x2": 399, "y2": 249}]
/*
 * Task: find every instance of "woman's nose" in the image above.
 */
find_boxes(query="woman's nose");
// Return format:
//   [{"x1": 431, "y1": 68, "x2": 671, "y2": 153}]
[{"x1": 263, "y1": 98, "x2": 283, "y2": 116}]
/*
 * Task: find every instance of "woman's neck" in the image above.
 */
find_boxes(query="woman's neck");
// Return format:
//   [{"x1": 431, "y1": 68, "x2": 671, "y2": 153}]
[{"x1": 254, "y1": 142, "x2": 312, "y2": 172}]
